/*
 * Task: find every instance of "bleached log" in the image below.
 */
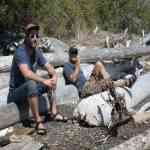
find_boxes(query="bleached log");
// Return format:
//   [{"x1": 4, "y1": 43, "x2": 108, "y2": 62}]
[
  {"x1": 0, "y1": 103, "x2": 20, "y2": 130},
  {"x1": 109, "y1": 129, "x2": 150, "y2": 150},
  {"x1": 0, "y1": 135, "x2": 43, "y2": 150},
  {"x1": 79, "y1": 46, "x2": 150, "y2": 63},
  {"x1": 1, "y1": 46, "x2": 150, "y2": 70}
]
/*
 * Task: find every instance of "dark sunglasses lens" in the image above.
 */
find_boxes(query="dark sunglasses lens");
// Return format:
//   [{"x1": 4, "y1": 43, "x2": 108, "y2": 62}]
[
  {"x1": 30, "y1": 34, "x2": 39, "y2": 38},
  {"x1": 36, "y1": 34, "x2": 39, "y2": 38}
]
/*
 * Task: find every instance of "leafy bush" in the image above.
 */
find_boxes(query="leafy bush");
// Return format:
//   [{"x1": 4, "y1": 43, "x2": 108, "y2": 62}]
[{"x1": 0, "y1": 0, "x2": 150, "y2": 38}]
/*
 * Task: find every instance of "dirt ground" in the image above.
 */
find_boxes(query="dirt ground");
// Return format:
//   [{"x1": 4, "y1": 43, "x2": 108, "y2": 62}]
[{"x1": 32, "y1": 104, "x2": 150, "y2": 150}]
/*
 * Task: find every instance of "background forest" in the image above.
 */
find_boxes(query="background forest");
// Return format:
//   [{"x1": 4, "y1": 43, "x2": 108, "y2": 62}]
[{"x1": 0, "y1": 0, "x2": 150, "y2": 39}]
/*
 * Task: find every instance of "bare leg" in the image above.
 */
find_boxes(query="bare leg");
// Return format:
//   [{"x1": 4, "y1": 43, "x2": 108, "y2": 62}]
[
  {"x1": 51, "y1": 99, "x2": 57, "y2": 115},
  {"x1": 91, "y1": 61, "x2": 110, "y2": 80},
  {"x1": 92, "y1": 61, "x2": 135, "y2": 87},
  {"x1": 81, "y1": 61, "x2": 135, "y2": 98},
  {"x1": 28, "y1": 95, "x2": 45, "y2": 129},
  {"x1": 47, "y1": 89, "x2": 68, "y2": 122},
  {"x1": 48, "y1": 90, "x2": 57, "y2": 114},
  {"x1": 48, "y1": 90, "x2": 58, "y2": 114},
  {"x1": 113, "y1": 79, "x2": 127, "y2": 87},
  {"x1": 80, "y1": 61, "x2": 111, "y2": 98}
]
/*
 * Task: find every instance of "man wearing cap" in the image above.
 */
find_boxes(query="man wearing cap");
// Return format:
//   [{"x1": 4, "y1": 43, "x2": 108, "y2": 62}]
[
  {"x1": 63, "y1": 47, "x2": 136, "y2": 98},
  {"x1": 7, "y1": 23, "x2": 67, "y2": 135}
]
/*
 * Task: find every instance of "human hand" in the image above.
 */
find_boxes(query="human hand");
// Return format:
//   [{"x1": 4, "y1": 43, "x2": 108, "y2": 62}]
[
  {"x1": 51, "y1": 75, "x2": 57, "y2": 85},
  {"x1": 42, "y1": 79, "x2": 56, "y2": 89},
  {"x1": 75, "y1": 56, "x2": 80, "y2": 67}
]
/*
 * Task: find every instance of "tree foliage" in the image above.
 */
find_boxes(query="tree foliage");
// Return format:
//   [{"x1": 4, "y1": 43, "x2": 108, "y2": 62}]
[{"x1": 0, "y1": 0, "x2": 150, "y2": 38}]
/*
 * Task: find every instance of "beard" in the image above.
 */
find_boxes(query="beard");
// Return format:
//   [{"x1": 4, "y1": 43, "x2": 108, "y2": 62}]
[
  {"x1": 25, "y1": 38, "x2": 38, "y2": 49},
  {"x1": 31, "y1": 40, "x2": 38, "y2": 48},
  {"x1": 70, "y1": 58, "x2": 76, "y2": 64}
]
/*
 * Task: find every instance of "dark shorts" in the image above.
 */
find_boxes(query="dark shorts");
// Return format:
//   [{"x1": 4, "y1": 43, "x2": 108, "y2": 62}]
[{"x1": 7, "y1": 80, "x2": 48, "y2": 104}]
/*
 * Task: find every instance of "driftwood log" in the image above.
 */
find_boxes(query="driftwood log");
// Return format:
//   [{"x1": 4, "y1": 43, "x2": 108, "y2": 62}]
[
  {"x1": 0, "y1": 103, "x2": 20, "y2": 130},
  {"x1": 109, "y1": 128, "x2": 150, "y2": 150},
  {"x1": 0, "y1": 46, "x2": 150, "y2": 70},
  {"x1": 78, "y1": 46, "x2": 150, "y2": 63},
  {"x1": 108, "y1": 112, "x2": 150, "y2": 137},
  {"x1": 0, "y1": 135, "x2": 43, "y2": 150}
]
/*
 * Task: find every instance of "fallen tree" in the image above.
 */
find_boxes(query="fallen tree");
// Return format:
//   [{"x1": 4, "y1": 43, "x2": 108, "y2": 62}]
[
  {"x1": 0, "y1": 46, "x2": 150, "y2": 70},
  {"x1": 78, "y1": 46, "x2": 150, "y2": 63},
  {"x1": 109, "y1": 128, "x2": 150, "y2": 150}
]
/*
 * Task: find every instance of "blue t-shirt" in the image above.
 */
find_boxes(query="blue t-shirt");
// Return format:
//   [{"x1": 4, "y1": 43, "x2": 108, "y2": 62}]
[
  {"x1": 63, "y1": 63, "x2": 87, "y2": 94},
  {"x1": 9, "y1": 46, "x2": 47, "y2": 90}
]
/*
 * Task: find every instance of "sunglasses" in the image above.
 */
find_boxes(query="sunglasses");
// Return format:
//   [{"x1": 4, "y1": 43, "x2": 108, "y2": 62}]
[{"x1": 29, "y1": 33, "x2": 39, "y2": 39}]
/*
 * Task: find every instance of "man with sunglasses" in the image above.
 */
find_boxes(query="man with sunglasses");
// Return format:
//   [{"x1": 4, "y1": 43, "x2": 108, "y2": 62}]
[{"x1": 7, "y1": 23, "x2": 67, "y2": 135}]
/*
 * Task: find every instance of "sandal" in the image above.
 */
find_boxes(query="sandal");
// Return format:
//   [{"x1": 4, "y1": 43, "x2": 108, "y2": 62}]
[
  {"x1": 46, "y1": 112, "x2": 68, "y2": 122},
  {"x1": 35, "y1": 121, "x2": 47, "y2": 135}
]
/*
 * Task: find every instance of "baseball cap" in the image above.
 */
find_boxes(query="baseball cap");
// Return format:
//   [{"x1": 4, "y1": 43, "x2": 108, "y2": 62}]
[
  {"x1": 69, "y1": 47, "x2": 78, "y2": 56},
  {"x1": 25, "y1": 23, "x2": 40, "y2": 34}
]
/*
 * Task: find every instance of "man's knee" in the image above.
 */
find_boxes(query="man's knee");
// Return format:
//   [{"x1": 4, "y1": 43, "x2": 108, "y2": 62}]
[
  {"x1": 26, "y1": 80, "x2": 38, "y2": 97},
  {"x1": 95, "y1": 61, "x2": 104, "y2": 69},
  {"x1": 94, "y1": 61, "x2": 110, "y2": 79},
  {"x1": 27, "y1": 80, "x2": 37, "y2": 90}
]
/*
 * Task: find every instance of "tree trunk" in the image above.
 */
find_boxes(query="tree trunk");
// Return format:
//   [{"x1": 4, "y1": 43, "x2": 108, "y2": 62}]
[{"x1": 0, "y1": 46, "x2": 150, "y2": 70}]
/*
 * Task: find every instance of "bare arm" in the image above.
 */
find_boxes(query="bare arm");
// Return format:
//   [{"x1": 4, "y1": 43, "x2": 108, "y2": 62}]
[
  {"x1": 18, "y1": 64, "x2": 45, "y2": 83},
  {"x1": 18, "y1": 64, "x2": 55, "y2": 88},
  {"x1": 43, "y1": 63, "x2": 57, "y2": 83},
  {"x1": 69, "y1": 56, "x2": 80, "y2": 82}
]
